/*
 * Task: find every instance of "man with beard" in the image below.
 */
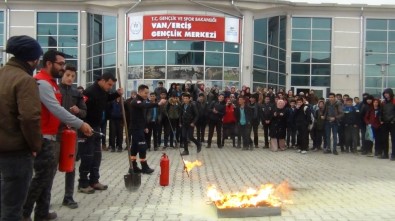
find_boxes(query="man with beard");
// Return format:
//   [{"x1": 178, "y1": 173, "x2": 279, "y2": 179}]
[
  {"x1": 0, "y1": 36, "x2": 42, "y2": 221},
  {"x1": 78, "y1": 72, "x2": 123, "y2": 193},
  {"x1": 23, "y1": 50, "x2": 93, "y2": 221}
]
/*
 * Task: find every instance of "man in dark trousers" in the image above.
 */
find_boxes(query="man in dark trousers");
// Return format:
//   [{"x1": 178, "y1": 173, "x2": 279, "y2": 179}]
[
  {"x1": 260, "y1": 96, "x2": 274, "y2": 148},
  {"x1": 248, "y1": 93, "x2": 260, "y2": 148},
  {"x1": 381, "y1": 88, "x2": 395, "y2": 160},
  {"x1": 207, "y1": 93, "x2": 226, "y2": 148},
  {"x1": 58, "y1": 65, "x2": 87, "y2": 209},
  {"x1": 23, "y1": 50, "x2": 93, "y2": 221},
  {"x1": 78, "y1": 72, "x2": 122, "y2": 194},
  {"x1": 179, "y1": 93, "x2": 202, "y2": 155},
  {"x1": 235, "y1": 96, "x2": 253, "y2": 149},
  {"x1": 129, "y1": 85, "x2": 166, "y2": 173},
  {"x1": 0, "y1": 36, "x2": 42, "y2": 221},
  {"x1": 294, "y1": 98, "x2": 311, "y2": 154}
]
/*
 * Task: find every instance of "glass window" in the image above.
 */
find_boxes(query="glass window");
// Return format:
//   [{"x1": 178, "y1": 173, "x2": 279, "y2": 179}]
[
  {"x1": 279, "y1": 74, "x2": 286, "y2": 85},
  {"x1": 93, "y1": 56, "x2": 102, "y2": 69},
  {"x1": 389, "y1": 31, "x2": 395, "y2": 41},
  {"x1": 37, "y1": 12, "x2": 57, "y2": 23},
  {"x1": 59, "y1": 48, "x2": 78, "y2": 58},
  {"x1": 313, "y1": 18, "x2": 331, "y2": 29},
  {"x1": 58, "y1": 36, "x2": 78, "y2": 47},
  {"x1": 103, "y1": 40, "x2": 116, "y2": 54},
  {"x1": 366, "y1": 19, "x2": 387, "y2": 30},
  {"x1": 366, "y1": 31, "x2": 387, "y2": 41},
  {"x1": 293, "y1": 29, "x2": 311, "y2": 40},
  {"x1": 292, "y1": 40, "x2": 310, "y2": 51},
  {"x1": 168, "y1": 40, "x2": 203, "y2": 50},
  {"x1": 292, "y1": 64, "x2": 310, "y2": 75},
  {"x1": 268, "y1": 46, "x2": 279, "y2": 59},
  {"x1": 144, "y1": 52, "x2": 166, "y2": 65},
  {"x1": 103, "y1": 53, "x2": 116, "y2": 67},
  {"x1": 224, "y1": 53, "x2": 239, "y2": 67},
  {"x1": 37, "y1": 24, "x2": 57, "y2": 35},
  {"x1": 206, "y1": 42, "x2": 223, "y2": 52},
  {"x1": 253, "y1": 69, "x2": 267, "y2": 83},
  {"x1": 93, "y1": 43, "x2": 102, "y2": 55},
  {"x1": 103, "y1": 16, "x2": 116, "y2": 40},
  {"x1": 167, "y1": 51, "x2": 203, "y2": 65},
  {"x1": 365, "y1": 77, "x2": 383, "y2": 87},
  {"x1": 268, "y1": 58, "x2": 278, "y2": 72},
  {"x1": 365, "y1": 65, "x2": 381, "y2": 77},
  {"x1": 37, "y1": 36, "x2": 55, "y2": 47},
  {"x1": 366, "y1": 42, "x2": 387, "y2": 53},
  {"x1": 365, "y1": 88, "x2": 382, "y2": 98},
  {"x1": 128, "y1": 52, "x2": 143, "y2": 65},
  {"x1": 103, "y1": 68, "x2": 116, "y2": 76},
  {"x1": 291, "y1": 76, "x2": 310, "y2": 86},
  {"x1": 59, "y1": 12, "x2": 78, "y2": 23},
  {"x1": 312, "y1": 41, "x2": 330, "y2": 52},
  {"x1": 311, "y1": 76, "x2": 330, "y2": 86},
  {"x1": 268, "y1": 17, "x2": 279, "y2": 46},
  {"x1": 254, "y1": 18, "x2": 267, "y2": 43},
  {"x1": 254, "y1": 42, "x2": 267, "y2": 56},
  {"x1": 389, "y1": 54, "x2": 395, "y2": 64},
  {"x1": 129, "y1": 41, "x2": 143, "y2": 51},
  {"x1": 390, "y1": 20, "x2": 395, "y2": 30},
  {"x1": 312, "y1": 64, "x2": 330, "y2": 75},
  {"x1": 312, "y1": 52, "x2": 331, "y2": 63},
  {"x1": 253, "y1": 56, "x2": 267, "y2": 70},
  {"x1": 268, "y1": 72, "x2": 278, "y2": 84},
  {"x1": 145, "y1": 41, "x2": 166, "y2": 50},
  {"x1": 312, "y1": 30, "x2": 331, "y2": 40},
  {"x1": 205, "y1": 52, "x2": 223, "y2": 66},
  {"x1": 279, "y1": 49, "x2": 286, "y2": 61},
  {"x1": 279, "y1": 62, "x2": 286, "y2": 73},
  {"x1": 292, "y1": 52, "x2": 310, "y2": 63},
  {"x1": 59, "y1": 25, "x2": 78, "y2": 35},
  {"x1": 365, "y1": 54, "x2": 387, "y2": 65},
  {"x1": 87, "y1": 58, "x2": 92, "y2": 70},
  {"x1": 0, "y1": 12, "x2": 3, "y2": 23},
  {"x1": 293, "y1": 17, "x2": 311, "y2": 29},
  {"x1": 224, "y1": 43, "x2": 240, "y2": 53},
  {"x1": 93, "y1": 69, "x2": 102, "y2": 80}
]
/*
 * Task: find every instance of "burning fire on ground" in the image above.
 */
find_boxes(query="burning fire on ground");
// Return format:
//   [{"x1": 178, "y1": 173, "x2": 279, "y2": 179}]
[
  {"x1": 183, "y1": 160, "x2": 202, "y2": 172},
  {"x1": 207, "y1": 181, "x2": 292, "y2": 209}
]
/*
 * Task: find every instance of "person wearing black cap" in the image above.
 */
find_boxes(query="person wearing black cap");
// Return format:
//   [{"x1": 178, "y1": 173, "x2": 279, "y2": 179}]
[{"x1": 0, "y1": 35, "x2": 42, "y2": 221}]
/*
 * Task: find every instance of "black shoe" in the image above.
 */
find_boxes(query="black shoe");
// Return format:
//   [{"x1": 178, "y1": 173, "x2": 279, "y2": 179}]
[
  {"x1": 117, "y1": 149, "x2": 122, "y2": 152},
  {"x1": 111, "y1": 149, "x2": 116, "y2": 152},
  {"x1": 333, "y1": 151, "x2": 339, "y2": 155},
  {"x1": 242, "y1": 147, "x2": 249, "y2": 151},
  {"x1": 197, "y1": 143, "x2": 202, "y2": 153},
  {"x1": 218, "y1": 145, "x2": 223, "y2": 149},
  {"x1": 132, "y1": 161, "x2": 142, "y2": 173},
  {"x1": 236, "y1": 145, "x2": 241, "y2": 149},
  {"x1": 141, "y1": 161, "x2": 154, "y2": 174},
  {"x1": 62, "y1": 198, "x2": 78, "y2": 209},
  {"x1": 206, "y1": 144, "x2": 211, "y2": 148},
  {"x1": 181, "y1": 150, "x2": 189, "y2": 156},
  {"x1": 361, "y1": 151, "x2": 367, "y2": 155},
  {"x1": 379, "y1": 155, "x2": 389, "y2": 159},
  {"x1": 323, "y1": 149, "x2": 331, "y2": 154},
  {"x1": 34, "y1": 212, "x2": 57, "y2": 221},
  {"x1": 390, "y1": 156, "x2": 395, "y2": 161},
  {"x1": 154, "y1": 147, "x2": 158, "y2": 151}
]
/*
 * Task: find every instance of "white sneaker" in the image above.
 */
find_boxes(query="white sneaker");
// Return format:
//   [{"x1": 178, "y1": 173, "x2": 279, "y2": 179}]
[
  {"x1": 296, "y1": 149, "x2": 301, "y2": 153},
  {"x1": 301, "y1": 150, "x2": 307, "y2": 154}
]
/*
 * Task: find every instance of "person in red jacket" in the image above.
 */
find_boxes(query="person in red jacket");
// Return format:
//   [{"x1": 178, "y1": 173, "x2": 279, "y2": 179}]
[
  {"x1": 222, "y1": 98, "x2": 237, "y2": 147},
  {"x1": 22, "y1": 50, "x2": 92, "y2": 221},
  {"x1": 364, "y1": 98, "x2": 382, "y2": 157}
]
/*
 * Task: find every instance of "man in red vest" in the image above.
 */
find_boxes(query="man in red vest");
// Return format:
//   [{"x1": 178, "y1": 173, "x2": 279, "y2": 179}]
[{"x1": 22, "y1": 50, "x2": 93, "y2": 221}]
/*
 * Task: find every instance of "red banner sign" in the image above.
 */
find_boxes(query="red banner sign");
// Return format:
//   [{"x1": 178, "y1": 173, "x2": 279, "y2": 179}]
[{"x1": 143, "y1": 15, "x2": 225, "y2": 41}]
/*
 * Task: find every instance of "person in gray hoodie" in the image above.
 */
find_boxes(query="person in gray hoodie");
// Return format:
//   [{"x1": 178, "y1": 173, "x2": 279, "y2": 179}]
[
  {"x1": 381, "y1": 88, "x2": 395, "y2": 160},
  {"x1": 323, "y1": 93, "x2": 344, "y2": 155}
]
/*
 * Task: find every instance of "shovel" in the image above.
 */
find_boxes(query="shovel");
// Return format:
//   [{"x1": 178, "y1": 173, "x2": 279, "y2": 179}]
[{"x1": 117, "y1": 68, "x2": 141, "y2": 191}]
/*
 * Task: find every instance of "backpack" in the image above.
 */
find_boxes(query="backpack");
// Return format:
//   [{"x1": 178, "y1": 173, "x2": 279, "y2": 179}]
[{"x1": 304, "y1": 105, "x2": 315, "y2": 130}]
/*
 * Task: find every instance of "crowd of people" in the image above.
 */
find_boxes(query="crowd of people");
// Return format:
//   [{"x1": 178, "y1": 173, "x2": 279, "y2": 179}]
[{"x1": 0, "y1": 35, "x2": 394, "y2": 221}]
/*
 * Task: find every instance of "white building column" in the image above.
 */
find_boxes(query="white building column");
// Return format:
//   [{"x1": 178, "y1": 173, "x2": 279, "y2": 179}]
[{"x1": 241, "y1": 10, "x2": 253, "y2": 88}]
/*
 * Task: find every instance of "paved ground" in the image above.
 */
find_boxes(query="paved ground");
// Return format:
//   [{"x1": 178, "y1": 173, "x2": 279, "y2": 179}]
[{"x1": 49, "y1": 140, "x2": 395, "y2": 221}]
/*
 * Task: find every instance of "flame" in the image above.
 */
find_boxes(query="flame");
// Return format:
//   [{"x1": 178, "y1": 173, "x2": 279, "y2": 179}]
[
  {"x1": 207, "y1": 181, "x2": 291, "y2": 209},
  {"x1": 183, "y1": 160, "x2": 202, "y2": 172}
]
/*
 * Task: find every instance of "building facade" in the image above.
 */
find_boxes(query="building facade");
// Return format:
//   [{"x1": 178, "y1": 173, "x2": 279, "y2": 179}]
[{"x1": 1, "y1": 0, "x2": 394, "y2": 98}]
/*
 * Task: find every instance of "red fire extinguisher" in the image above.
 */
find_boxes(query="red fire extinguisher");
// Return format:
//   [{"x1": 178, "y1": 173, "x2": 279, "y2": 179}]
[
  {"x1": 59, "y1": 127, "x2": 77, "y2": 172},
  {"x1": 160, "y1": 153, "x2": 170, "y2": 186}
]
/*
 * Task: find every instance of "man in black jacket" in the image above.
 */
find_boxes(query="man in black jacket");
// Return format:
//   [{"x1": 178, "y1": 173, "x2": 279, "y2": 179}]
[
  {"x1": 129, "y1": 85, "x2": 166, "y2": 173},
  {"x1": 196, "y1": 93, "x2": 208, "y2": 143},
  {"x1": 381, "y1": 88, "x2": 395, "y2": 160},
  {"x1": 248, "y1": 93, "x2": 260, "y2": 148},
  {"x1": 179, "y1": 93, "x2": 202, "y2": 155},
  {"x1": 207, "y1": 94, "x2": 226, "y2": 148},
  {"x1": 78, "y1": 73, "x2": 122, "y2": 193},
  {"x1": 235, "y1": 96, "x2": 252, "y2": 149},
  {"x1": 260, "y1": 96, "x2": 274, "y2": 148}
]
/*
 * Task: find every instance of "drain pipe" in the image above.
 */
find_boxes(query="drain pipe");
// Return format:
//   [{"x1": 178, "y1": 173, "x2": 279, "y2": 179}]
[
  {"x1": 124, "y1": 0, "x2": 142, "y2": 95},
  {"x1": 231, "y1": 0, "x2": 245, "y2": 86},
  {"x1": 189, "y1": 0, "x2": 243, "y2": 19}
]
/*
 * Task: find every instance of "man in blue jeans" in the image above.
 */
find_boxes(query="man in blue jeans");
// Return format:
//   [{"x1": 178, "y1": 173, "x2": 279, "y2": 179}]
[
  {"x1": 323, "y1": 93, "x2": 344, "y2": 155},
  {"x1": 0, "y1": 35, "x2": 43, "y2": 221}
]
